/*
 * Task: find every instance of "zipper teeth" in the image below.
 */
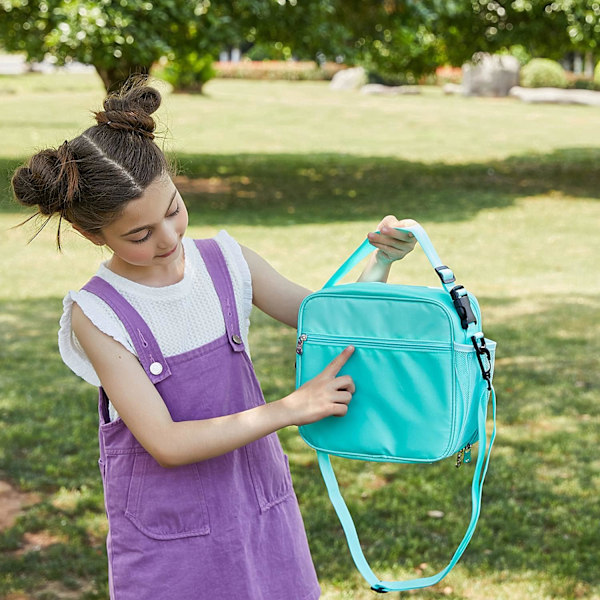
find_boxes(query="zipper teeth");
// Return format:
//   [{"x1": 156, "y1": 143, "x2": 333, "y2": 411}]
[{"x1": 302, "y1": 334, "x2": 450, "y2": 350}]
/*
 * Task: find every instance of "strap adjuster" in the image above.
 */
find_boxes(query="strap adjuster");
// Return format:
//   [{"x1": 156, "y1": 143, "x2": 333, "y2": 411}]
[
  {"x1": 450, "y1": 285, "x2": 477, "y2": 329},
  {"x1": 371, "y1": 584, "x2": 388, "y2": 593},
  {"x1": 435, "y1": 265, "x2": 456, "y2": 284}
]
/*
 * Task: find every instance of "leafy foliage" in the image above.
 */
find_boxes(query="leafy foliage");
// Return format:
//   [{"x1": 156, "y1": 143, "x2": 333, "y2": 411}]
[
  {"x1": 1, "y1": 0, "x2": 600, "y2": 90},
  {"x1": 0, "y1": 0, "x2": 261, "y2": 90},
  {"x1": 433, "y1": 0, "x2": 600, "y2": 66},
  {"x1": 520, "y1": 58, "x2": 568, "y2": 88}
]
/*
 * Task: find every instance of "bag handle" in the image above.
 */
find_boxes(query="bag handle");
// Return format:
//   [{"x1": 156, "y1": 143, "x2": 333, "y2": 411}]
[
  {"x1": 316, "y1": 384, "x2": 497, "y2": 593},
  {"x1": 323, "y1": 223, "x2": 456, "y2": 293}
]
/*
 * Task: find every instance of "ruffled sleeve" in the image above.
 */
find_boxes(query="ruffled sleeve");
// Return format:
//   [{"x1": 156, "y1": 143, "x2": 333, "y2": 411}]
[{"x1": 58, "y1": 289, "x2": 137, "y2": 387}]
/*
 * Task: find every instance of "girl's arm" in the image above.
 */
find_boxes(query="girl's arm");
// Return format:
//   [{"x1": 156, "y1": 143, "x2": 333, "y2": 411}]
[
  {"x1": 71, "y1": 303, "x2": 355, "y2": 468},
  {"x1": 241, "y1": 216, "x2": 418, "y2": 326}
]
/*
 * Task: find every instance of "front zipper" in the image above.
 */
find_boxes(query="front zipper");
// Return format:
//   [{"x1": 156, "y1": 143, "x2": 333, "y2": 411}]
[
  {"x1": 296, "y1": 333, "x2": 450, "y2": 355},
  {"x1": 296, "y1": 334, "x2": 308, "y2": 355}
]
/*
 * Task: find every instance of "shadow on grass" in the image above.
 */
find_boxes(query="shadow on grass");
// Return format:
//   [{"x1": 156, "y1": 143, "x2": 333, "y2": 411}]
[
  {"x1": 1, "y1": 147, "x2": 599, "y2": 226},
  {"x1": 0, "y1": 292, "x2": 598, "y2": 596}
]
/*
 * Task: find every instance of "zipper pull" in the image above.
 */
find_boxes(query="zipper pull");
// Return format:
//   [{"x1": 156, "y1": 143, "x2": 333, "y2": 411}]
[
  {"x1": 464, "y1": 443, "x2": 472, "y2": 464},
  {"x1": 296, "y1": 334, "x2": 307, "y2": 355},
  {"x1": 456, "y1": 448, "x2": 464, "y2": 469}
]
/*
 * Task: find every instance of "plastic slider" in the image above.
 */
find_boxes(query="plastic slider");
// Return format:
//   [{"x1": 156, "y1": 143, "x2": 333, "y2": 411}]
[
  {"x1": 450, "y1": 285, "x2": 477, "y2": 329},
  {"x1": 434, "y1": 265, "x2": 456, "y2": 284},
  {"x1": 371, "y1": 584, "x2": 388, "y2": 593}
]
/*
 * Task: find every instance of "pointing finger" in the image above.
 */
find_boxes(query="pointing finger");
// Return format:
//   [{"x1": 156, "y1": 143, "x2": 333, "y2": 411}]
[{"x1": 323, "y1": 346, "x2": 354, "y2": 377}]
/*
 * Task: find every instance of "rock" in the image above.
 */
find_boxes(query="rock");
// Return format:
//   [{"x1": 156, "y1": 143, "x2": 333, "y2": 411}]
[
  {"x1": 329, "y1": 66, "x2": 367, "y2": 91},
  {"x1": 427, "y1": 510, "x2": 445, "y2": 519},
  {"x1": 509, "y1": 86, "x2": 600, "y2": 106},
  {"x1": 462, "y1": 53, "x2": 520, "y2": 97},
  {"x1": 443, "y1": 83, "x2": 465, "y2": 95},
  {"x1": 360, "y1": 84, "x2": 421, "y2": 95}
]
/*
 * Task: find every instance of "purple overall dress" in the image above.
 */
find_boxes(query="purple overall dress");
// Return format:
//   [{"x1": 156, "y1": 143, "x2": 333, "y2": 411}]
[{"x1": 82, "y1": 238, "x2": 321, "y2": 600}]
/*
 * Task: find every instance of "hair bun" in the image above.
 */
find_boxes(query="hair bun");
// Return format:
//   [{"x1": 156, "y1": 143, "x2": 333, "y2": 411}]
[
  {"x1": 12, "y1": 144, "x2": 79, "y2": 216},
  {"x1": 95, "y1": 79, "x2": 161, "y2": 138}
]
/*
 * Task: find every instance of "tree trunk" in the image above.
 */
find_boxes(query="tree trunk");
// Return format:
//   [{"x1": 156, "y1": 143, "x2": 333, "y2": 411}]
[{"x1": 94, "y1": 63, "x2": 153, "y2": 93}]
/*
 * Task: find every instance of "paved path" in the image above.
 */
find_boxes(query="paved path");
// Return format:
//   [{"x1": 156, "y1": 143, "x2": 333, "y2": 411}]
[{"x1": 0, "y1": 52, "x2": 95, "y2": 75}]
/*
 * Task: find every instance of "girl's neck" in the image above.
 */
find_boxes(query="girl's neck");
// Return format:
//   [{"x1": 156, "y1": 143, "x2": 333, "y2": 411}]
[{"x1": 106, "y1": 248, "x2": 186, "y2": 287}]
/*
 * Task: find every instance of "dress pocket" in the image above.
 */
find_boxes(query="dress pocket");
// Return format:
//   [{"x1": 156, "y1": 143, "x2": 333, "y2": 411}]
[
  {"x1": 246, "y1": 433, "x2": 294, "y2": 512},
  {"x1": 124, "y1": 452, "x2": 211, "y2": 540}
]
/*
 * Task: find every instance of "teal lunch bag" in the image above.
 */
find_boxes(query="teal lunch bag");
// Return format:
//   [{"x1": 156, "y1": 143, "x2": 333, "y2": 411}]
[{"x1": 295, "y1": 223, "x2": 497, "y2": 593}]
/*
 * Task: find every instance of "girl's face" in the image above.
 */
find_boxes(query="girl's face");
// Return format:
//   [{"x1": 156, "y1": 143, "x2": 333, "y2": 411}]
[{"x1": 87, "y1": 175, "x2": 189, "y2": 273}]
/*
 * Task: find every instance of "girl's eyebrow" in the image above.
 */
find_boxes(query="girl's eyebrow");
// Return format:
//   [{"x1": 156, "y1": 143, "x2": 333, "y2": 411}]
[{"x1": 121, "y1": 189, "x2": 178, "y2": 237}]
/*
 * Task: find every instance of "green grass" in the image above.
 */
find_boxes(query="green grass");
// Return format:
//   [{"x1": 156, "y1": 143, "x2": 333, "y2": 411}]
[{"x1": 0, "y1": 73, "x2": 599, "y2": 600}]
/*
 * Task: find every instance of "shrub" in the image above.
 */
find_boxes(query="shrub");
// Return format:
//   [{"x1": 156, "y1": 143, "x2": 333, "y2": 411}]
[
  {"x1": 213, "y1": 60, "x2": 346, "y2": 81},
  {"x1": 521, "y1": 58, "x2": 568, "y2": 89},
  {"x1": 159, "y1": 53, "x2": 216, "y2": 94},
  {"x1": 595, "y1": 61, "x2": 600, "y2": 87}
]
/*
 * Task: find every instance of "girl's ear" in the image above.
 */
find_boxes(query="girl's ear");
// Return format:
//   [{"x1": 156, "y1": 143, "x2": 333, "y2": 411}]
[{"x1": 72, "y1": 224, "x2": 105, "y2": 246}]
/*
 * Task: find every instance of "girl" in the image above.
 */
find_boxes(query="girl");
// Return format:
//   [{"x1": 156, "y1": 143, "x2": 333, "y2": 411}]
[{"x1": 11, "y1": 77, "x2": 417, "y2": 600}]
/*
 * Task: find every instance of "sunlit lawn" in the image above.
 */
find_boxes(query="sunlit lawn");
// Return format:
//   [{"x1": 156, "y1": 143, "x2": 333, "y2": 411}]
[{"x1": 0, "y1": 72, "x2": 598, "y2": 600}]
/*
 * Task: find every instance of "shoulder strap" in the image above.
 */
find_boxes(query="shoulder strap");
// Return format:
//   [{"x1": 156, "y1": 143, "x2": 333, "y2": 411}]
[
  {"x1": 194, "y1": 239, "x2": 246, "y2": 354},
  {"x1": 317, "y1": 385, "x2": 496, "y2": 593},
  {"x1": 81, "y1": 276, "x2": 172, "y2": 384}
]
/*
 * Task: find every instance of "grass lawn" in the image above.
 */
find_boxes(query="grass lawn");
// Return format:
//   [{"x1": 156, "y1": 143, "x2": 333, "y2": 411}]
[{"x1": 0, "y1": 73, "x2": 598, "y2": 600}]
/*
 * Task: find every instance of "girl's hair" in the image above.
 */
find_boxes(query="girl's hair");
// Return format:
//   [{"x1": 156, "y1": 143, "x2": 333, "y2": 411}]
[{"x1": 11, "y1": 75, "x2": 176, "y2": 249}]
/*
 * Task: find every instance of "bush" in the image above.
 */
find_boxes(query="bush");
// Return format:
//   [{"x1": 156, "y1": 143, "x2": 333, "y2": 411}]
[
  {"x1": 159, "y1": 53, "x2": 215, "y2": 94},
  {"x1": 213, "y1": 60, "x2": 346, "y2": 81},
  {"x1": 521, "y1": 58, "x2": 568, "y2": 89}
]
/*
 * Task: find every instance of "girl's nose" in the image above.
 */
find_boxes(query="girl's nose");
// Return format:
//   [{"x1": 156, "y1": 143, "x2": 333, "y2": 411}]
[{"x1": 157, "y1": 223, "x2": 178, "y2": 249}]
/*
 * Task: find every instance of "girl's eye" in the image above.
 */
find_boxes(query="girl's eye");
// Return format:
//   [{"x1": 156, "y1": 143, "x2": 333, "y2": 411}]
[
  {"x1": 132, "y1": 230, "x2": 152, "y2": 244},
  {"x1": 168, "y1": 204, "x2": 180, "y2": 218}
]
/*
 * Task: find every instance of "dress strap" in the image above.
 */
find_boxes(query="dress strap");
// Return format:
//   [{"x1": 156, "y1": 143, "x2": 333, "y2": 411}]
[
  {"x1": 194, "y1": 239, "x2": 246, "y2": 354},
  {"x1": 81, "y1": 276, "x2": 172, "y2": 384}
]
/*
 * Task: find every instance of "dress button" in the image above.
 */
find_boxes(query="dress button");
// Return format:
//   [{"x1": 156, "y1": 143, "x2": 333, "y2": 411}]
[
  {"x1": 149, "y1": 362, "x2": 163, "y2": 375},
  {"x1": 231, "y1": 334, "x2": 243, "y2": 345}
]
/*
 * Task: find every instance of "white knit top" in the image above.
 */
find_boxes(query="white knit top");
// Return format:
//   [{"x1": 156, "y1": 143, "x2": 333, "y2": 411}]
[{"x1": 58, "y1": 231, "x2": 253, "y2": 421}]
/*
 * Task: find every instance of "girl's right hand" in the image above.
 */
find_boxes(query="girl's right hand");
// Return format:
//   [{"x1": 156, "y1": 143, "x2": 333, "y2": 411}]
[{"x1": 283, "y1": 346, "x2": 355, "y2": 426}]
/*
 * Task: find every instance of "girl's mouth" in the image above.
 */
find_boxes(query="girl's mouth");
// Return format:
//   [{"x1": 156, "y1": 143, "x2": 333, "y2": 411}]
[{"x1": 156, "y1": 243, "x2": 178, "y2": 258}]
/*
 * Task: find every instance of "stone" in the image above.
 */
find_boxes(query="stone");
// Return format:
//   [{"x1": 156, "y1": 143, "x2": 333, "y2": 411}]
[
  {"x1": 509, "y1": 86, "x2": 600, "y2": 106},
  {"x1": 443, "y1": 83, "x2": 465, "y2": 95},
  {"x1": 360, "y1": 84, "x2": 421, "y2": 95},
  {"x1": 329, "y1": 66, "x2": 367, "y2": 91},
  {"x1": 462, "y1": 53, "x2": 520, "y2": 97}
]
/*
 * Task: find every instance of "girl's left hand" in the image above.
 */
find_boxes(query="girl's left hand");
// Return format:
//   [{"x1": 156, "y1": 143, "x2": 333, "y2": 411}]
[{"x1": 367, "y1": 216, "x2": 418, "y2": 264}]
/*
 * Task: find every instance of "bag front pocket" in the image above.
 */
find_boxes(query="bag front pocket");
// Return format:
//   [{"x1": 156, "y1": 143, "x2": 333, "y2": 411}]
[
  {"x1": 124, "y1": 452, "x2": 211, "y2": 540},
  {"x1": 297, "y1": 334, "x2": 455, "y2": 462}
]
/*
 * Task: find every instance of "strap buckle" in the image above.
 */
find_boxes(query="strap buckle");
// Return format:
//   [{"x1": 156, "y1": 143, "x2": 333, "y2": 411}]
[
  {"x1": 450, "y1": 285, "x2": 477, "y2": 329},
  {"x1": 371, "y1": 584, "x2": 388, "y2": 593},
  {"x1": 471, "y1": 334, "x2": 492, "y2": 390},
  {"x1": 434, "y1": 265, "x2": 456, "y2": 285}
]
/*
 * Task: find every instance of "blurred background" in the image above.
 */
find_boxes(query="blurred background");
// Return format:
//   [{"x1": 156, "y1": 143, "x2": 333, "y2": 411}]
[{"x1": 0, "y1": 1, "x2": 598, "y2": 599}]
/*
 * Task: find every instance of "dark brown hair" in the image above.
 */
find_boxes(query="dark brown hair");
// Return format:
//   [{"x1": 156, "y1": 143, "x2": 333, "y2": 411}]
[{"x1": 11, "y1": 75, "x2": 176, "y2": 249}]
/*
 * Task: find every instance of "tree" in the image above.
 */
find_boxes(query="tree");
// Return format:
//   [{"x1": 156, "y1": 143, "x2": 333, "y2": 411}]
[
  {"x1": 0, "y1": 0, "x2": 261, "y2": 91},
  {"x1": 244, "y1": 0, "x2": 445, "y2": 83},
  {"x1": 431, "y1": 0, "x2": 598, "y2": 67}
]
